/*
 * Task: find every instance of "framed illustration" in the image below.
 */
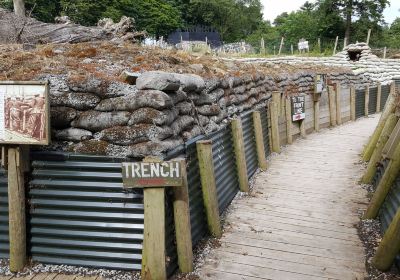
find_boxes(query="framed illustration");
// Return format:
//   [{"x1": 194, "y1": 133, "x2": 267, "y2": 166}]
[{"x1": 0, "y1": 81, "x2": 50, "y2": 145}]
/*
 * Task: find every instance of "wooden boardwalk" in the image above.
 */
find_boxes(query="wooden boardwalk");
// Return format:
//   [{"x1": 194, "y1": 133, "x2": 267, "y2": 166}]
[
  {"x1": 199, "y1": 115, "x2": 380, "y2": 280},
  {"x1": 0, "y1": 274, "x2": 100, "y2": 280}
]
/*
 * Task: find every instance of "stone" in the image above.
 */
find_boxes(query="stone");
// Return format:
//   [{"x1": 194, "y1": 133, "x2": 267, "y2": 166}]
[
  {"x1": 54, "y1": 128, "x2": 93, "y2": 142},
  {"x1": 136, "y1": 71, "x2": 180, "y2": 91},
  {"x1": 51, "y1": 106, "x2": 77, "y2": 128},
  {"x1": 197, "y1": 104, "x2": 221, "y2": 116},
  {"x1": 50, "y1": 91, "x2": 101, "y2": 110},
  {"x1": 71, "y1": 111, "x2": 131, "y2": 132},
  {"x1": 128, "y1": 107, "x2": 178, "y2": 126}
]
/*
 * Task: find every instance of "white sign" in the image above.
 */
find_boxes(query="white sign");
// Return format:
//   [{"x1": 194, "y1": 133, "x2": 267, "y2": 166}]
[{"x1": 298, "y1": 40, "x2": 309, "y2": 51}]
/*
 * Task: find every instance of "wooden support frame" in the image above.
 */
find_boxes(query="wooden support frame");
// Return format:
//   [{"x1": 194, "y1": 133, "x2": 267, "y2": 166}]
[
  {"x1": 272, "y1": 91, "x2": 281, "y2": 117},
  {"x1": 335, "y1": 83, "x2": 342, "y2": 125},
  {"x1": 196, "y1": 140, "x2": 222, "y2": 238},
  {"x1": 231, "y1": 118, "x2": 250, "y2": 192},
  {"x1": 285, "y1": 98, "x2": 293, "y2": 144},
  {"x1": 328, "y1": 86, "x2": 337, "y2": 127},
  {"x1": 377, "y1": 83, "x2": 382, "y2": 113},
  {"x1": 300, "y1": 120, "x2": 306, "y2": 138},
  {"x1": 350, "y1": 86, "x2": 356, "y2": 121},
  {"x1": 252, "y1": 112, "x2": 268, "y2": 171},
  {"x1": 365, "y1": 85, "x2": 370, "y2": 117},
  {"x1": 270, "y1": 101, "x2": 280, "y2": 153}
]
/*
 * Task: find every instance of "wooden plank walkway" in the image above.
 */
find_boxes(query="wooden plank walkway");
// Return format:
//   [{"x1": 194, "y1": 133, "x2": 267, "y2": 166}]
[
  {"x1": 0, "y1": 274, "x2": 100, "y2": 280},
  {"x1": 199, "y1": 115, "x2": 380, "y2": 280}
]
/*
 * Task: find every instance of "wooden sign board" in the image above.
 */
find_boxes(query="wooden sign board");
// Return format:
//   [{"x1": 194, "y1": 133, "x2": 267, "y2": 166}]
[
  {"x1": 0, "y1": 81, "x2": 50, "y2": 145},
  {"x1": 291, "y1": 96, "x2": 306, "y2": 122},
  {"x1": 122, "y1": 161, "x2": 183, "y2": 188},
  {"x1": 383, "y1": 119, "x2": 400, "y2": 159}
]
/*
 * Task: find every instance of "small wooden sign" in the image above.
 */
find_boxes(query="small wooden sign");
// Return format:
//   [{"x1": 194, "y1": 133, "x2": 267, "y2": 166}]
[
  {"x1": 291, "y1": 96, "x2": 306, "y2": 122},
  {"x1": 122, "y1": 161, "x2": 183, "y2": 188}
]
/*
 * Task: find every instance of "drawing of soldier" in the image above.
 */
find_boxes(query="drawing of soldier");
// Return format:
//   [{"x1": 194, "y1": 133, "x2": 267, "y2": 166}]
[
  {"x1": 24, "y1": 95, "x2": 45, "y2": 140},
  {"x1": 4, "y1": 97, "x2": 11, "y2": 129}
]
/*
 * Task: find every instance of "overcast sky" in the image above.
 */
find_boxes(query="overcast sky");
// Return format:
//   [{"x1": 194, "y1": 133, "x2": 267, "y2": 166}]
[{"x1": 261, "y1": 0, "x2": 400, "y2": 25}]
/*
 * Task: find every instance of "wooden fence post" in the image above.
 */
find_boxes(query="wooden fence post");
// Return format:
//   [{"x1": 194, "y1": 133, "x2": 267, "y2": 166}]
[
  {"x1": 272, "y1": 91, "x2": 281, "y2": 116},
  {"x1": 336, "y1": 83, "x2": 342, "y2": 125},
  {"x1": 231, "y1": 118, "x2": 250, "y2": 192},
  {"x1": 362, "y1": 94, "x2": 396, "y2": 161},
  {"x1": 350, "y1": 86, "x2": 356, "y2": 121},
  {"x1": 363, "y1": 140, "x2": 400, "y2": 219},
  {"x1": 328, "y1": 86, "x2": 337, "y2": 127},
  {"x1": 333, "y1": 36, "x2": 339, "y2": 55},
  {"x1": 252, "y1": 112, "x2": 268, "y2": 171},
  {"x1": 361, "y1": 114, "x2": 398, "y2": 184},
  {"x1": 314, "y1": 99, "x2": 320, "y2": 132},
  {"x1": 300, "y1": 120, "x2": 306, "y2": 138},
  {"x1": 365, "y1": 85, "x2": 370, "y2": 117},
  {"x1": 372, "y1": 207, "x2": 400, "y2": 271},
  {"x1": 285, "y1": 98, "x2": 293, "y2": 144},
  {"x1": 196, "y1": 140, "x2": 222, "y2": 238},
  {"x1": 377, "y1": 83, "x2": 382, "y2": 113},
  {"x1": 8, "y1": 147, "x2": 27, "y2": 272},
  {"x1": 172, "y1": 159, "x2": 193, "y2": 273},
  {"x1": 270, "y1": 101, "x2": 281, "y2": 153}
]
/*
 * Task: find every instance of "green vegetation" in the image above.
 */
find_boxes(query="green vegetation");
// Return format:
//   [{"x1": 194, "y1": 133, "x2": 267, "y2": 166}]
[{"x1": 1, "y1": 0, "x2": 399, "y2": 51}]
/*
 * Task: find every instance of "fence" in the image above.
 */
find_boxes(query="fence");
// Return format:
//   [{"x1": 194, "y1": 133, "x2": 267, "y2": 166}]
[{"x1": 0, "y1": 80, "x2": 392, "y2": 277}]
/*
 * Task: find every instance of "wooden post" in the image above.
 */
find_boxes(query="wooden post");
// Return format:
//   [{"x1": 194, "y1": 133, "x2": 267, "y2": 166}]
[
  {"x1": 383, "y1": 47, "x2": 387, "y2": 59},
  {"x1": 270, "y1": 101, "x2": 280, "y2": 153},
  {"x1": 285, "y1": 98, "x2": 293, "y2": 144},
  {"x1": 373, "y1": 207, "x2": 400, "y2": 271},
  {"x1": 231, "y1": 119, "x2": 250, "y2": 192},
  {"x1": 328, "y1": 86, "x2": 337, "y2": 127},
  {"x1": 291, "y1": 44, "x2": 294, "y2": 55},
  {"x1": 361, "y1": 114, "x2": 398, "y2": 184},
  {"x1": 300, "y1": 120, "x2": 306, "y2": 138},
  {"x1": 318, "y1": 38, "x2": 321, "y2": 53},
  {"x1": 377, "y1": 83, "x2": 382, "y2": 113},
  {"x1": 343, "y1": 37, "x2": 347, "y2": 49},
  {"x1": 336, "y1": 83, "x2": 342, "y2": 125},
  {"x1": 333, "y1": 36, "x2": 339, "y2": 55},
  {"x1": 314, "y1": 100, "x2": 320, "y2": 132},
  {"x1": 196, "y1": 140, "x2": 222, "y2": 238},
  {"x1": 365, "y1": 85, "x2": 370, "y2": 117},
  {"x1": 367, "y1": 29, "x2": 372, "y2": 45},
  {"x1": 278, "y1": 37, "x2": 284, "y2": 55},
  {"x1": 172, "y1": 159, "x2": 193, "y2": 273},
  {"x1": 252, "y1": 112, "x2": 268, "y2": 171},
  {"x1": 363, "y1": 140, "x2": 400, "y2": 219},
  {"x1": 8, "y1": 147, "x2": 27, "y2": 272},
  {"x1": 362, "y1": 94, "x2": 396, "y2": 161},
  {"x1": 350, "y1": 85, "x2": 356, "y2": 121},
  {"x1": 268, "y1": 103, "x2": 273, "y2": 152},
  {"x1": 272, "y1": 91, "x2": 281, "y2": 115}
]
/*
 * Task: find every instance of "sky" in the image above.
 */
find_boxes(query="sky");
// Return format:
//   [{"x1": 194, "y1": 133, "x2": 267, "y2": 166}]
[{"x1": 261, "y1": 0, "x2": 400, "y2": 25}]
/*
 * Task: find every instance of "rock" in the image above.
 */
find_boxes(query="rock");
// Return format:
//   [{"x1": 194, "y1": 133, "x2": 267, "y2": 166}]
[
  {"x1": 173, "y1": 73, "x2": 205, "y2": 92},
  {"x1": 71, "y1": 111, "x2": 131, "y2": 132},
  {"x1": 51, "y1": 106, "x2": 77, "y2": 128},
  {"x1": 119, "y1": 70, "x2": 140, "y2": 85},
  {"x1": 136, "y1": 71, "x2": 180, "y2": 91},
  {"x1": 128, "y1": 108, "x2": 178, "y2": 126},
  {"x1": 99, "y1": 125, "x2": 173, "y2": 145},
  {"x1": 127, "y1": 138, "x2": 184, "y2": 158},
  {"x1": 51, "y1": 91, "x2": 101, "y2": 110},
  {"x1": 54, "y1": 128, "x2": 93, "y2": 142},
  {"x1": 197, "y1": 104, "x2": 221, "y2": 116}
]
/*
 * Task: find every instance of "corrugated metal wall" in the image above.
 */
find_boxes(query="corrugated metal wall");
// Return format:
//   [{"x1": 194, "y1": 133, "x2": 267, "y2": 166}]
[
  {"x1": 259, "y1": 108, "x2": 270, "y2": 158},
  {"x1": 29, "y1": 153, "x2": 144, "y2": 271},
  {"x1": 381, "y1": 85, "x2": 390, "y2": 111},
  {"x1": 355, "y1": 89, "x2": 365, "y2": 119},
  {"x1": 369, "y1": 87, "x2": 378, "y2": 115},
  {"x1": 0, "y1": 168, "x2": 8, "y2": 259},
  {"x1": 241, "y1": 111, "x2": 259, "y2": 178},
  {"x1": 210, "y1": 126, "x2": 240, "y2": 214}
]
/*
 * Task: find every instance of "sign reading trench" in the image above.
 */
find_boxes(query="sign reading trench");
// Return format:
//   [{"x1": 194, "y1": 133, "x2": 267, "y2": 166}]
[
  {"x1": 291, "y1": 96, "x2": 306, "y2": 121},
  {"x1": 122, "y1": 161, "x2": 183, "y2": 188}
]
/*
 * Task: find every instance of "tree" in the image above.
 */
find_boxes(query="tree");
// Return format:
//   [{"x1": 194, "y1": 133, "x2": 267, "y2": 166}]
[{"x1": 13, "y1": 0, "x2": 24, "y2": 17}]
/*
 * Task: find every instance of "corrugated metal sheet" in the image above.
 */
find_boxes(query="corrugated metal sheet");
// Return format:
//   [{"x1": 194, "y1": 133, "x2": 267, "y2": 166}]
[
  {"x1": 373, "y1": 159, "x2": 390, "y2": 191},
  {"x1": 29, "y1": 152, "x2": 144, "y2": 271},
  {"x1": 355, "y1": 89, "x2": 365, "y2": 119},
  {"x1": 381, "y1": 85, "x2": 390, "y2": 111},
  {"x1": 259, "y1": 108, "x2": 270, "y2": 158},
  {"x1": 241, "y1": 111, "x2": 258, "y2": 178},
  {"x1": 210, "y1": 126, "x2": 239, "y2": 213},
  {"x1": 0, "y1": 168, "x2": 8, "y2": 259},
  {"x1": 369, "y1": 87, "x2": 378, "y2": 115},
  {"x1": 379, "y1": 175, "x2": 400, "y2": 232}
]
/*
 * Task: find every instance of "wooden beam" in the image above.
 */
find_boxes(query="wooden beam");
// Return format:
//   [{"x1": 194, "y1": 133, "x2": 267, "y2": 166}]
[
  {"x1": 335, "y1": 83, "x2": 342, "y2": 125},
  {"x1": 272, "y1": 91, "x2": 281, "y2": 116},
  {"x1": 361, "y1": 114, "x2": 398, "y2": 184},
  {"x1": 252, "y1": 112, "x2": 268, "y2": 171},
  {"x1": 373, "y1": 207, "x2": 400, "y2": 271},
  {"x1": 270, "y1": 101, "x2": 280, "y2": 153},
  {"x1": 350, "y1": 86, "x2": 356, "y2": 121},
  {"x1": 285, "y1": 98, "x2": 293, "y2": 144},
  {"x1": 8, "y1": 147, "x2": 27, "y2": 272},
  {"x1": 377, "y1": 83, "x2": 382, "y2": 113},
  {"x1": 365, "y1": 85, "x2": 370, "y2": 117},
  {"x1": 300, "y1": 120, "x2": 306, "y2": 138},
  {"x1": 363, "y1": 140, "x2": 400, "y2": 219},
  {"x1": 196, "y1": 140, "x2": 222, "y2": 238},
  {"x1": 172, "y1": 159, "x2": 193, "y2": 273},
  {"x1": 328, "y1": 86, "x2": 337, "y2": 127},
  {"x1": 231, "y1": 119, "x2": 250, "y2": 192}
]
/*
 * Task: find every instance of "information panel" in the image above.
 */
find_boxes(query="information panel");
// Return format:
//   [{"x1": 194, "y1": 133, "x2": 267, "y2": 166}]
[
  {"x1": 291, "y1": 96, "x2": 306, "y2": 122},
  {"x1": 0, "y1": 82, "x2": 50, "y2": 145}
]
